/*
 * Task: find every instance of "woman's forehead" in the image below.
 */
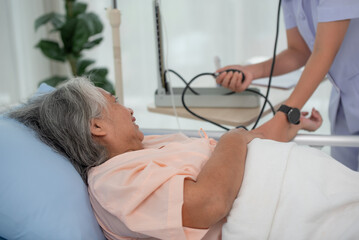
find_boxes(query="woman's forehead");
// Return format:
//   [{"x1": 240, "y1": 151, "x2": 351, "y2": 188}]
[
  {"x1": 98, "y1": 88, "x2": 113, "y2": 99},
  {"x1": 98, "y1": 88, "x2": 109, "y2": 95}
]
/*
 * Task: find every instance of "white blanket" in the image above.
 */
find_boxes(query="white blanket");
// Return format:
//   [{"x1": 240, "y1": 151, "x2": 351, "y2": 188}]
[{"x1": 223, "y1": 139, "x2": 359, "y2": 240}]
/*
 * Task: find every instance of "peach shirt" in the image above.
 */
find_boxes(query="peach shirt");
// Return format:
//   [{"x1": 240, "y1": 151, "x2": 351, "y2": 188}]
[{"x1": 88, "y1": 132, "x2": 223, "y2": 240}]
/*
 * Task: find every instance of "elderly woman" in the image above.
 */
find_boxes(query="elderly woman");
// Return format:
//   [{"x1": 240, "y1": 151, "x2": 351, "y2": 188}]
[{"x1": 10, "y1": 77, "x2": 350, "y2": 240}]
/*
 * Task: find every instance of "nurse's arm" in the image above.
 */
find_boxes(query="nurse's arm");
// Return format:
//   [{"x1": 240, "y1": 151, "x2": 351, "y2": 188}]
[
  {"x1": 286, "y1": 19, "x2": 350, "y2": 109},
  {"x1": 216, "y1": 26, "x2": 311, "y2": 92},
  {"x1": 253, "y1": 20, "x2": 350, "y2": 143},
  {"x1": 255, "y1": 26, "x2": 312, "y2": 78}
]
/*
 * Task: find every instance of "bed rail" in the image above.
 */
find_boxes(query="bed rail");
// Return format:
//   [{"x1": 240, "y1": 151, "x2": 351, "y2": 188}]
[
  {"x1": 141, "y1": 128, "x2": 359, "y2": 147},
  {"x1": 293, "y1": 134, "x2": 359, "y2": 147}
]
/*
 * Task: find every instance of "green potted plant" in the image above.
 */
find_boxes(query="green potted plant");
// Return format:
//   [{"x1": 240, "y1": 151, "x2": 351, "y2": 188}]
[{"x1": 35, "y1": 0, "x2": 115, "y2": 94}]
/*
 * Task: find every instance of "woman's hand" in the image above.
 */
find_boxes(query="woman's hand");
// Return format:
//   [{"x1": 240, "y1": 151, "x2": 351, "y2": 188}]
[{"x1": 216, "y1": 65, "x2": 257, "y2": 92}]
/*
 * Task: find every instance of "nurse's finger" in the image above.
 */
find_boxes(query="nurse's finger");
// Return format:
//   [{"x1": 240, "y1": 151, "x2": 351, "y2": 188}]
[
  {"x1": 216, "y1": 72, "x2": 226, "y2": 85},
  {"x1": 221, "y1": 71, "x2": 234, "y2": 88},
  {"x1": 229, "y1": 72, "x2": 240, "y2": 90},
  {"x1": 235, "y1": 73, "x2": 248, "y2": 92}
]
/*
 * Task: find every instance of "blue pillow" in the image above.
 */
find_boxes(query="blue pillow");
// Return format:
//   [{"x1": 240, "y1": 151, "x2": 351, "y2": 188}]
[
  {"x1": 36, "y1": 82, "x2": 57, "y2": 95},
  {"x1": 0, "y1": 84, "x2": 105, "y2": 239}
]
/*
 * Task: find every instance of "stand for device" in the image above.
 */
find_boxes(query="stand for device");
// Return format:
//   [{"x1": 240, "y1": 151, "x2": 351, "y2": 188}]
[
  {"x1": 154, "y1": 86, "x2": 260, "y2": 108},
  {"x1": 153, "y1": 0, "x2": 260, "y2": 108}
]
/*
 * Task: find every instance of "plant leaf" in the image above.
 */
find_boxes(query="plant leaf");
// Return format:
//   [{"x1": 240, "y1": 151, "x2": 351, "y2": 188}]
[
  {"x1": 51, "y1": 14, "x2": 65, "y2": 29},
  {"x1": 34, "y1": 12, "x2": 54, "y2": 31},
  {"x1": 78, "y1": 13, "x2": 103, "y2": 36},
  {"x1": 76, "y1": 59, "x2": 95, "y2": 76},
  {"x1": 72, "y1": 18, "x2": 90, "y2": 53},
  {"x1": 67, "y1": 12, "x2": 104, "y2": 53},
  {"x1": 39, "y1": 75, "x2": 68, "y2": 87},
  {"x1": 35, "y1": 40, "x2": 66, "y2": 62},
  {"x1": 86, "y1": 68, "x2": 108, "y2": 79},
  {"x1": 35, "y1": 12, "x2": 63, "y2": 31},
  {"x1": 60, "y1": 18, "x2": 77, "y2": 53},
  {"x1": 65, "y1": 0, "x2": 76, "y2": 19},
  {"x1": 73, "y1": 2, "x2": 87, "y2": 17},
  {"x1": 82, "y1": 37, "x2": 103, "y2": 49}
]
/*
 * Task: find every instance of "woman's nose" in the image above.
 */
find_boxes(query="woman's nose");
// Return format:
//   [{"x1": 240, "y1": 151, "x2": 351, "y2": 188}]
[{"x1": 128, "y1": 108, "x2": 134, "y2": 115}]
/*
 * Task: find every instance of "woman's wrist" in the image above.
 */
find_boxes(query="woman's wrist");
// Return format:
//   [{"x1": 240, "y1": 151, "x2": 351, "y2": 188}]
[
  {"x1": 272, "y1": 112, "x2": 296, "y2": 142},
  {"x1": 276, "y1": 111, "x2": 302, "y2": 141},
  {"x1": 220, "y1": 131, "x2": 247, "y2": 148}
]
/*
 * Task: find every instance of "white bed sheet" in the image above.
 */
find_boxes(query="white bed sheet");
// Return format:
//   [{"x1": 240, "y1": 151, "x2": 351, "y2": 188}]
[{"x1": 223, "y1": 138, "x2": 359, "y2": 239}]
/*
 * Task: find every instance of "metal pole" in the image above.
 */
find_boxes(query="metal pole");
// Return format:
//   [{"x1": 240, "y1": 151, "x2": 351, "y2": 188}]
[
  {"x1": 293, "y1": 134, "x2": 359, "y2": 147},
  {"x1": 107, "y1": 4, "x2": 124, "y2": 104},
  {"x1": 140, "y1": 128, "x2": 359, "y2": 147}
]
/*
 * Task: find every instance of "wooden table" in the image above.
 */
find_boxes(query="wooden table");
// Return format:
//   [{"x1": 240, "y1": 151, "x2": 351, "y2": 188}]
[{"x1": 147, "y1": 86, "x2": 293, "y2": 127}]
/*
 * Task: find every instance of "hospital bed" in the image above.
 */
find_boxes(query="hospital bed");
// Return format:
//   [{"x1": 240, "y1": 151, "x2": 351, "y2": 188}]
[{"x1": 1, "y1": 112, "x2": 358, "y2": 240}]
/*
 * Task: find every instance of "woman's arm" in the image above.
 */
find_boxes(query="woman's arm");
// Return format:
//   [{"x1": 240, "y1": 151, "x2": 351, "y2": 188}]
[{"x1": 182, "y1": 129, "x2": 262, "y2": 229}]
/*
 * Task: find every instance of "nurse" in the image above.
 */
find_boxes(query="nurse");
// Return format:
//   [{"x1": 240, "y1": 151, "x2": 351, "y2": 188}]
[{"x1": 216, "y1": 0, "x2": 359, "y2": 170}]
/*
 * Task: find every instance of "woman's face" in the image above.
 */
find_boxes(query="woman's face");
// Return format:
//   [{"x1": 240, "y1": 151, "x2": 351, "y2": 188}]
[{"x1": 99, "y1": 89, "x2": 144, "y2": 155}]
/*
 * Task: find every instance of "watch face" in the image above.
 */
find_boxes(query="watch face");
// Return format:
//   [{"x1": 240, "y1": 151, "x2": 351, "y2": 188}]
[{"x1": 288, "y1": 108, "x2": 300, "y2": 124}]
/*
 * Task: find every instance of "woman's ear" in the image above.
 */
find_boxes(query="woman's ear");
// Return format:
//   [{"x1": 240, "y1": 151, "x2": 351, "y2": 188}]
[{"x1": 90, "y1": 118, "x2": 107, "y2": 137}]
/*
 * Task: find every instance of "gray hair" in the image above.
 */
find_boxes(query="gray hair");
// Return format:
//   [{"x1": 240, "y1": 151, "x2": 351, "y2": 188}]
[{"x1": 8, "y1": 77, "x2": 109, "y2": 184}]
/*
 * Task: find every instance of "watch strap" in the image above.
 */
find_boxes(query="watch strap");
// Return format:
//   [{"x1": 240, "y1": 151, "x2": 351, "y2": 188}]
[
  {"x1": 277, "y1": 104, "x2": 300, "y2": 125},
  {"x1": 278, "y1": 104, "x2": 291, "y2": 114}
]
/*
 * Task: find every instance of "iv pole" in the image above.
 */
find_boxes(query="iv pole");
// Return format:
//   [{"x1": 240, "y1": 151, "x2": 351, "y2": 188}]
[{"x1": 107, "y1": 0, "x2": 124, "y2": 105}]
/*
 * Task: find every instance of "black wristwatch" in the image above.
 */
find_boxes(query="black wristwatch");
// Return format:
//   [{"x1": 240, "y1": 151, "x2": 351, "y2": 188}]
[{"x1": 277, "y1": 104, "x2": 300, "y2": 125}]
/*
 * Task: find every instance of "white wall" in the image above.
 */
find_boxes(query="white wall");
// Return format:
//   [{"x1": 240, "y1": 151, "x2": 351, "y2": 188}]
[
  {"x1": 112, "y1": 0, "x2": 287, "y2": 103},
  {"x1": 0, "y1": 0, "x2": 51, "y2": 107},
  {"x1": 0, "y1": 0, "x2": 287, "y2": 118},
  {"x1": 111, "y1": 0, "x2": 288, "y2": 130}
]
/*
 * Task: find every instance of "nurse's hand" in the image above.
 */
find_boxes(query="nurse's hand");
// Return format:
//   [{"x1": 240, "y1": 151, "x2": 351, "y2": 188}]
[
  {"x1": 251, "y1": 107, "x2": 323, "y2": 142},
  {"x1": 216, "y1": 65, "x2": 256, "y2": 92},
  {"x1": 300, "y1": 108, "x2": 323, "y2": 132}
]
